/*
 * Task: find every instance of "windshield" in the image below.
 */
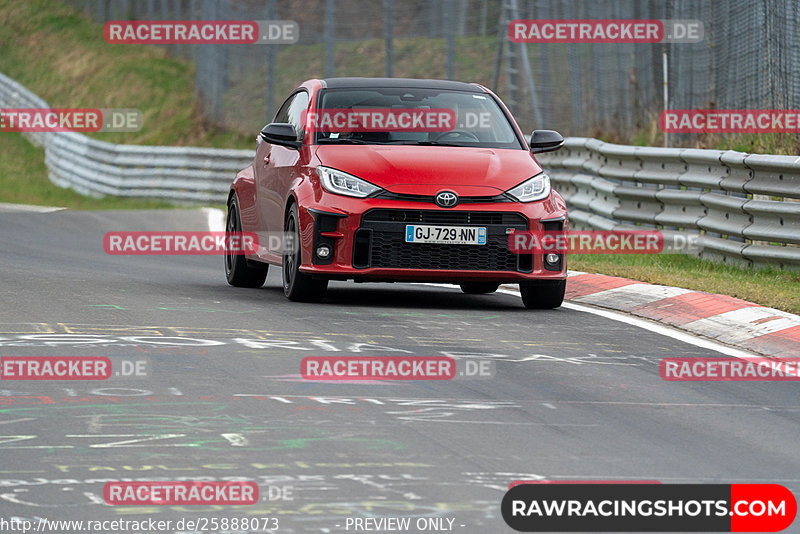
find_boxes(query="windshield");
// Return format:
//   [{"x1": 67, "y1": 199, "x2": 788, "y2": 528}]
[{"x1": 312, "y1": 87, "x2": 524, "y2": 149}]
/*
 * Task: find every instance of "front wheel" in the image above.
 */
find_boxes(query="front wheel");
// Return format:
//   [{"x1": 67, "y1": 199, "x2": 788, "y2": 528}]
[
  {"x1": 282, "y1": 203, "x2": 328, "y2": 302},
  {"x1": 225, "y1": 195, "x2": 268, "y2": 288},
  {"x1": 519, "y1": 279, "x2": 565, "y2": 309}
]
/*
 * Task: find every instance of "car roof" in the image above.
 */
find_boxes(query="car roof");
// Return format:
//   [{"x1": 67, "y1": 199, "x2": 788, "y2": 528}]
[{"x1": 320, "y1": 77, "x2": 485, "y2": 93}]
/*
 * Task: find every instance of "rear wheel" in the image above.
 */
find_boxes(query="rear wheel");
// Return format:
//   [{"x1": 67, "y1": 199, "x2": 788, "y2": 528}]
[
  {"x1": 225, "y1": 195, "x2": 268, "y2": 288},
  {"x1": 282, "y1": 203, "x2": 328, "y2": 302},
  {"x1": 459, "y1": 282, "x2": 500, "y2": 294},
  {"x1": 519, "y1": 279, "x2": 565, "y2": 309}
]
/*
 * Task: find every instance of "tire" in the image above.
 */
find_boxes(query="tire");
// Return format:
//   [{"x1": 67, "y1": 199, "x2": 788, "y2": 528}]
[
  {"x1": 225, "y1": 195, "x2": 268, "y2": 288},
  {"x1": 459, "y1": 282, "x2": 500, "y2": 294},
  {"x1": 519, "y1": 279, "x2": 565, "y2": 309},
  {"x1": 282, "y1": 203, "x2": 328, "y2": 302}
]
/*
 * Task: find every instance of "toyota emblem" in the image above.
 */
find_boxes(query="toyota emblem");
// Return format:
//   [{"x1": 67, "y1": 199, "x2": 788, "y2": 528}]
[{"x1": 435, "y1": 191, "x2": 458, "y2": 208}]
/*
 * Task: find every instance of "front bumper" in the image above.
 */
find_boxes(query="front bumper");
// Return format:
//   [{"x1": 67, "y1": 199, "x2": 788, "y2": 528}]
[{"x1": 296, "y1": 192, "x2": 567, "y2": 283}]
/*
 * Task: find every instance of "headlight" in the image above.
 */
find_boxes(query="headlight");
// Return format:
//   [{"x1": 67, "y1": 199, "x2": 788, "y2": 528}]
[
  {"x1": 506, "y1": 173, "x2": 551, "y2": 202},
  {"x1": 316, "y1": 166, "x2": 381, "y2": 198}
]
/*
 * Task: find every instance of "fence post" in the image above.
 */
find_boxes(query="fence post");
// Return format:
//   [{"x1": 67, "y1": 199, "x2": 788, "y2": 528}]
[
  {"x1": 384, "y1": 0, "x2": 393, "y2": 77},
  {"x1": 445, "y1": 0, "x2": 455, "y2": 79},
  {"x1": 324, "y1": 0, "x2": 335, "y2": 78},
  {"x1": 266, "y1": 0, "x2": 276, "y2": 122}
]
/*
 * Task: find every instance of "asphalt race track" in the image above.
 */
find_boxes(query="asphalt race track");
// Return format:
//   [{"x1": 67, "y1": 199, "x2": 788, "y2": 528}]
[{"x1": 1, "y1": 206, "x2": 798, "y2": 533}]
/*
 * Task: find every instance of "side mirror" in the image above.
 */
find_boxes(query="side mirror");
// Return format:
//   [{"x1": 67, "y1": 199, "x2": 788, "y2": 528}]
[
  {"x1": 529, "y1": 129, "x2": 564, "y2": 154},
  {"x1": 260, "y1": 123, "x2": 301, "y2": 149}
]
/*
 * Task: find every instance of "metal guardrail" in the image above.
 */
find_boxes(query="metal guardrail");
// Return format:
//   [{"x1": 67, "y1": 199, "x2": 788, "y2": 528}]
[
  {"x1": 2, "y1": 72, "x2": 799, "y2": 267},
  {"x1": 537, "y1": 138, "x2": 800, "y2": 269},
  {"x1": 0, "y1": 72, "x2": 51, "y2": 148},
  {"x1": 0, "y1": 72, "x2": 254, "y2": 203}
]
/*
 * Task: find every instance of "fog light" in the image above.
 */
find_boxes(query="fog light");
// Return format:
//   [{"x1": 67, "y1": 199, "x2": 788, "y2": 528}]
[
  {"x1": 545, "y1": 253, "x2": 560, "y2": 265},
  {"x1": 316, "y1": 245, "x2": 332, "y2": 259}
]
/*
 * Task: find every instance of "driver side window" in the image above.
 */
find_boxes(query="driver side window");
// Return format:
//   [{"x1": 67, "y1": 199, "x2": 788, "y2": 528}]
[
  {"x1": 272, "y1": 91, "x2": 309, "y2": 141},
  {"x1": 274, "y1": 95, "x2": 293, "y2": 123}
]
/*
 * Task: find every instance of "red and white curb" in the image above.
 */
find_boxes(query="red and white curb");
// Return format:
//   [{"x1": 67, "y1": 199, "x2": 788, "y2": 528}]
[{"x1": 549, "y1": 271, "x2": 800, "y2": 357}]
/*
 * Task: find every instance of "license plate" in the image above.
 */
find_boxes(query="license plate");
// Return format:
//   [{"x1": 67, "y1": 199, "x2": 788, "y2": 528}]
[{"x1": 405, "y1": 225, "x2": 487, "y2": 245}]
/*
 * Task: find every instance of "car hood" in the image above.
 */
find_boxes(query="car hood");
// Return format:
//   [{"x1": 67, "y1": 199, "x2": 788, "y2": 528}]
[{"x1": 314, "y1": 145, "x2": 542, "y2": 196}]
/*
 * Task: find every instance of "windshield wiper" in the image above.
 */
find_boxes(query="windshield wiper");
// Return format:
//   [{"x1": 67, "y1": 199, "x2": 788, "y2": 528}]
[
  {"x1": 317, "y1": 138, "x2": 472, "y2": 147},
  {"x1": 317, "y1": 138, "x2": 377, "y2": 144},
  {"x1": 384, "y1": 140, "x2": 470, "y2": 147}
]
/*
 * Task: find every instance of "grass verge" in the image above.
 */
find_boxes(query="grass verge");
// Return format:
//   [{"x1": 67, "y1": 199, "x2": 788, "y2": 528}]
[
  {"x1": 570, "y1": 254, "x2": 800, "y2": 315},
  {"x1": 0, "y1": 0, "x2": 250, "y2": 148},
  {"x1": 0, "y1": 132, "x2": 175, "y2": 209},
  {"x1": 0, "y1": 0, "x2": 248, "y2": 209}
]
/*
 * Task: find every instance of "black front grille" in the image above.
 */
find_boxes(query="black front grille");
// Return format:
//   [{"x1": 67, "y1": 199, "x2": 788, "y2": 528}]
[
  {"x1": 356, "y1": 209, "x2": 529, "y2": 272},
  {"x1": 363, "y1": 209, "x2": 526, "y2": 226}
]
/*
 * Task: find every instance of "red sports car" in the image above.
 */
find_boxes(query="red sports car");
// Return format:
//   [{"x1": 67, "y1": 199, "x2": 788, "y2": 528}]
[{"x1": 225, "y1": 77, "x2": 567, "y2": 308}]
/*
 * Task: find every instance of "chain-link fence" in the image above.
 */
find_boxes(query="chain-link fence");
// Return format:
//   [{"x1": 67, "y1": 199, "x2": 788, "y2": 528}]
[{"x1": 67, "y1": 0, "x2": 800, "y2": 144}]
